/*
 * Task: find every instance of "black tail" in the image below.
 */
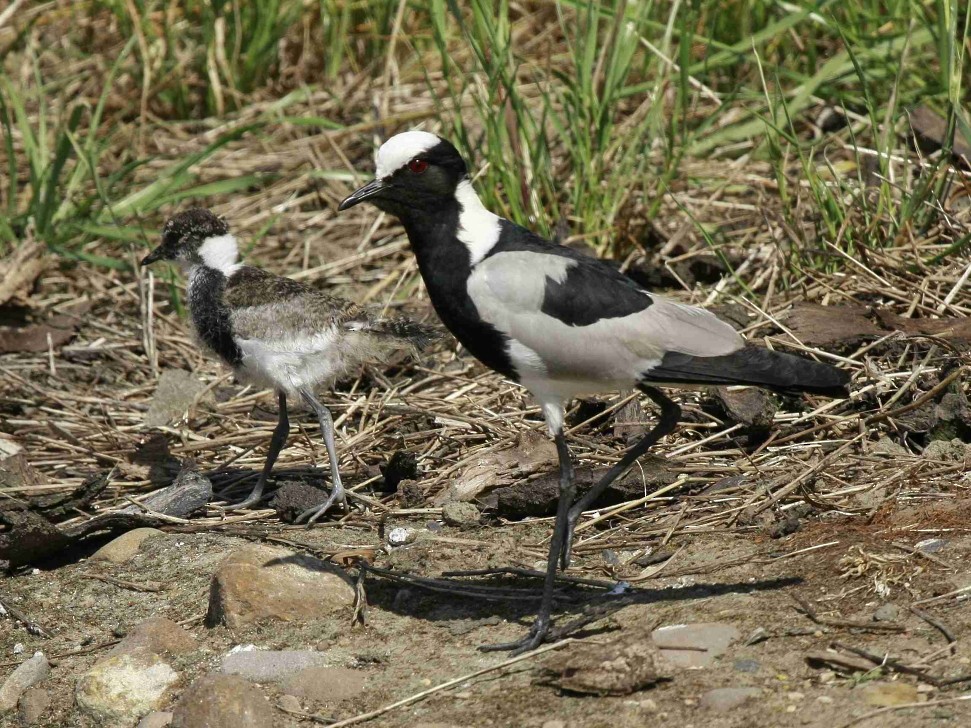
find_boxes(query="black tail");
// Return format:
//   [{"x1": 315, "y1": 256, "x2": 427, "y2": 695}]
[
  {"x1": 643, "y1": 345, "x2": 850, "y2": 398},
  {"x1": 370, "y1": 317, "x2": 443, "y2": 350}
]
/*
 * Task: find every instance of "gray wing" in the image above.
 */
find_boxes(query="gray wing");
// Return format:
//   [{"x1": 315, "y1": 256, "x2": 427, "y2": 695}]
[{"x1": 467, "y1": 251, "x2": 743, "y2": 385}]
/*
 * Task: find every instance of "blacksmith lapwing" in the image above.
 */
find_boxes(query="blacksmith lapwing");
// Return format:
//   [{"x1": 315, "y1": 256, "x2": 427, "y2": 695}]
[
  {"x1": 339, "y1": 131, "x2": 850, "y2": 652},
  {"x1": 141, "y1": 208, "x2": 437, "y2": 523}
]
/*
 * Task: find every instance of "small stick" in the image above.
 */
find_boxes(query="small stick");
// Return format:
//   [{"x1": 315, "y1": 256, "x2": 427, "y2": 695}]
[
  {"x1": 84, "y1": 574, "x2": 166, "y2": 593},
  {"x1": 830, "y1": 641, "x2": 942, "y2": 686},
  {"x1": 0, "y1": 594, "x2": 51, "y2": 638},
  {"x1": 865, "y1": 366, "x2": 967, "y2": 424},
  {"x1": 792, "y1": 594, "x2": 905, "y2": 633},
  {"x1": 909, "y1": 606, "x2": 957, "y2": 651},
  {"x1": 316, "y1": 639, "x2": 574, "y2": 727},
  {"x1": 441, "y1": 567, "x2": 616, "y2": 590}
]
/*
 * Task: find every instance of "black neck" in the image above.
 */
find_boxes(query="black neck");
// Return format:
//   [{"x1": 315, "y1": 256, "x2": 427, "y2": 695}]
[
  {"x1": 187, "y1": 266, "x2": 242, "y2": 367},
  {"x1": 397, "y1": 203, "x2": 516, "y2": 380}
]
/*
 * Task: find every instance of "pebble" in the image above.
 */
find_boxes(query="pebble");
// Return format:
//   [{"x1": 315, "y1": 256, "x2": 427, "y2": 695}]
[
  {"x1": 872, "y1": 603, "x2": 901, "y2": 622},
  {"x1": 0, "y1": 652, "x2": 50, "y2": 713},
  {"x1": 17, "y1": 686, "x2": 50, "y2": 725},
  {"x1": 278, "y1": 694, "x2": 302, "y2": 713},
  {"x1": 281, "y1": 666, "x2": 366, "y2": 704},
  {"x1": 861, "y1": 681, "x2": 920, "y2": 707},
  {"x1": 137, "y1": 711, "x2": 174, "y2": 728},
  {"x1": 733, "y1": 658, "x2": 760, "y2": 673},
  {"x1": 387, "y1": 527, "x2": 415, "y2": 546},
  {"x1": 541, "y1": 721, "x2": 566, "y2": 728},
  {"x1": 916, "y1": 538, "x2": 947, "y2": 553},
  {"x1": 205, "y1": 544, "x2": 355, "y2": 629},
  {"x1": 441, "y1": 501, "x2": 479, "y2": 527},
  {"x1": 171, "y1": 674, "x2": 274, "y2": 728},
  {"x1": 90, "y1": 528, "x2": 164, "y2": 564},
  {"x1": 112, "y1": 617, "x2": 197, "y2": 657},
  {"x1": 651, "y1": 623, "x2": 740, "y2": 668},
  {"x1": 76, "y1": 650, "x2": 178, "y2": 727},
  {"x1": 699, "y1": 687, "x2": 761, "y2": 711},
  {"x1": 220, "y1": 650, "x2": 330, "y2": 683}
]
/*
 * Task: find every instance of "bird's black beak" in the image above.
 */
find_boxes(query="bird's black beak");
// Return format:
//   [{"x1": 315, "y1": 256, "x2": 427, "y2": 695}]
[
  {"x1": 338, "y1": 178, "x2": 386, "y2": 211},
  {"x1": 140, "y1": 246, "x2": 166, "y2": 267}
]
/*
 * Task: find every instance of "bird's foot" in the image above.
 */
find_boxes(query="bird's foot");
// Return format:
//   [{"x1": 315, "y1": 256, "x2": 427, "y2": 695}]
[
  {"x1": 295, "y1": 480, "x2": 348, "y2": 526},
  {"x1": 215, "y1": 481, "x2": 267, "y2": 513},
  {"x1": 479, "y1": 615, "x2": 551, "y2": 655}
]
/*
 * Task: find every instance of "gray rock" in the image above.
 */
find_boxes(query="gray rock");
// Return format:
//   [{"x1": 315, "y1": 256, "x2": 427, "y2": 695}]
[
  {"x1": 712, "y1": 387, "x2": 777, "y2": 427},
  {"x1": 137, "y1": 711, "x2": 174, "y2": 728},
  {"x1": 220, "y1": 650, "x2": 330, "y2": 682},
  {"x1": 145, "y1": 369, "x2": 211, "y2": 427},
  {"x1": 651, "y1": 623, "x2": 739, "y2": 668},
  {"x1": 281, "y1": 666, "x2": 366, "y2": 703},
  {"x1": 0, "y1": 652, "x2": 49, "y2": 713},
  {"x1": 442, "y1": 501, "x2": 479, "y2": 527},
  {"x1": 873, "y1": 603, "x2": 901, "y2": 622},
  {"x1": 171, "y1": 674, "x2": 274, "y2": 728},
  {"x1": 700, "y1": 687, "x2": 761, "y2": 711},
  {"x1": 122, "y1": 468, "x2": 212, "y2": 517},
  {"x1": 872, "y1": 436, "x2": 909, "y2": 457},
  {"x1": 205, "y1": 544, "x2": 355, "y2": 629},
  {"x1": 916, "y1": 538, "x2": 947, "y2": 553},
  {"x1": 17, "y1": 686, "x2": 49, "y2": 725},
  {"x1": 733, "y1": 658, "x2": 761, "y2": 673},
  {"x1": 111, "y1": 617, "x2": 197, "y2": 657},
  {"x1": 90, "y1": 528, "x2": 164, "y2": 564},
  {"x1": 924, "y1": 438, "x2": 970, "y2": 462},
  {"x1": 76, "y1": 649, "x2": 178, "y2": 727}
]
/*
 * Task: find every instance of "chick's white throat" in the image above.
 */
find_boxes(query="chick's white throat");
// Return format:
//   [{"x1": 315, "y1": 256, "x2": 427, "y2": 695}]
[{"x1": 198, "y1": 234, "x2": 241, "y2": 275}]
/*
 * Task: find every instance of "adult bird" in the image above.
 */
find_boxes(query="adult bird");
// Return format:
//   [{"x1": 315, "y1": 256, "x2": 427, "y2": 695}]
[
  {"x1": 339, "y1": 131, "x2": 850, "y2": 652},
  {"x1": 142, "y1": 208, "x2": 437, "y2": 524}
]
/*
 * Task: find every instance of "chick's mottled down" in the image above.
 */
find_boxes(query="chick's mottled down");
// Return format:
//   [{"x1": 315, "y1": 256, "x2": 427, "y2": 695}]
[{"x1": 142, "y1": 208, "x2": 437, "y2": 522}]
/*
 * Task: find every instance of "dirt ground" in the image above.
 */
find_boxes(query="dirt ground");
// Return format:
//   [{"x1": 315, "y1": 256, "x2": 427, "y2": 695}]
[{"x1": 3, "y1": 485, "x2": 971, "y2": 727}]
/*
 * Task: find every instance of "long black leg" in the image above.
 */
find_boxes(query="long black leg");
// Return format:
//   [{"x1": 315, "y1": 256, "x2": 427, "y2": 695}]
[
  {"x1": 226, "y1": 391, "x2": 289, "y2": 510},
  {"x1": 295, "y1": 387, "x2": 347, "y2": 525},
  {"x1": 480, "y1": 429, "x2": 575, "y2": 654},
  {"x1": 558, "y1": 386, "x2": 680, "y2": 569}
]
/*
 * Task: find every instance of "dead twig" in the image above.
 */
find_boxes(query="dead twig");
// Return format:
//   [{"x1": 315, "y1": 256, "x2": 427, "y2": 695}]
[
  {"x1": 0, "y1": 593, "x2": 51, "y2": 638},
  {"x1": 792, "y1": 594, "x2": 905, "y2": 633}
]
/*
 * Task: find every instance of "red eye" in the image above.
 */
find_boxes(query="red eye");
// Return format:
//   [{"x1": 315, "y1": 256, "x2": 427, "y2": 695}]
[{"x1": 408, "y1": 158, "x2": 428, "y2": 174}]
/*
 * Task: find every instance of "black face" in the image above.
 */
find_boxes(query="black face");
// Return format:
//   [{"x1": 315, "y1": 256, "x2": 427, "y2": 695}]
[
  {"x1": 339, "y1": 137, "x2": 469, "y2": 216},
  {"x1": 141, "y1": 208, "x2": 229, "y2": 266}
]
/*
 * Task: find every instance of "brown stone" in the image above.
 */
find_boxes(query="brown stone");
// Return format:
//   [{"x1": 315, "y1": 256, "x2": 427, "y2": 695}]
[
  {"x1": 112, "y1": 617, "x2": 197, "y2": 657},
  {"x1": 205, "y1": 545, "x2": 355, "y2": 629},
  {"x1": 90, "y1": 528, "x2": 164, "y2": 564},
  {"x1": 171, "y1": 674, "x2": 274, "y2": 728},
  {"x1": 539, "y1": 636, "x2": 668, "y2": 696},
  {"x1": 17, "y1": 686, "x2": 50, "y2": 725}
]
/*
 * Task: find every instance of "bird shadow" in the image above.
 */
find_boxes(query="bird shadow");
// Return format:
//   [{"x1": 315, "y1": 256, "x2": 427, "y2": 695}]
[{"x1": 362, "y1": 568, "x2": 802, "y2": 634}]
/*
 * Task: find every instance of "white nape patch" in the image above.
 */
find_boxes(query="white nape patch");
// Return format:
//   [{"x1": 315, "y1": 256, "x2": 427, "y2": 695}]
[
  {"x1": 198, "y1": 234, "x2": 241, "y2": 275},
  {"x1": 455, "y1": 180, "x2": 501, "y2": 265},
  {"x1": 375, "y1": 130, "x2": 441, "y2": 179}
]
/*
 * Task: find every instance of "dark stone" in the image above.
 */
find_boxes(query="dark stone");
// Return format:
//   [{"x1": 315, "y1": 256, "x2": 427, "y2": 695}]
[
  {"x1": 271, "y1": 482, "x2": 327, "y2": 523},
  {"x1": 380, "y1": 450, "x2": 419, "y2": 493}
]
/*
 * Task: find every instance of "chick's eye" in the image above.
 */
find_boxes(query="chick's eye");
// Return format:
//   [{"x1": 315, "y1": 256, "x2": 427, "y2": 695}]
[{"x1": 408, "y1": 158, "x2": 428, "y2": 174}]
